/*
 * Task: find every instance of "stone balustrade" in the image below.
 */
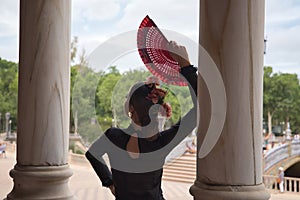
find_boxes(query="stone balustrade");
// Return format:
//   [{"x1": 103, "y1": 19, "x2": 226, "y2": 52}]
[
  {"x1": 263, "y1": 175, "x2": 300, "y2": 193},
  {"x1": 264, "y1": 141, "x2": 300, "y2": 174}
]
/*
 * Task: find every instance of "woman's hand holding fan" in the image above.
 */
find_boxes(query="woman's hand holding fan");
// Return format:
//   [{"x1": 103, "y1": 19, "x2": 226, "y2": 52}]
[{"x1": 168, "y1": 41, "x2": 191, "y2": 68}]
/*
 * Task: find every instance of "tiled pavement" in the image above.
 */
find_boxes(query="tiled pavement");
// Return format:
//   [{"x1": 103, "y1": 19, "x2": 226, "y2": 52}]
[{"x1": 1, "y1": 152, "x2": 299, "y2": 200}]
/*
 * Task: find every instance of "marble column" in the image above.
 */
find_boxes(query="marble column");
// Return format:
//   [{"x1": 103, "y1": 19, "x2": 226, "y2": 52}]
[
  {"x1": 190, "y1": 0, "x2": 270, "y2": 199},
  {"x1": 7, "y1": 0, "x2": 74, "y2": 199}
]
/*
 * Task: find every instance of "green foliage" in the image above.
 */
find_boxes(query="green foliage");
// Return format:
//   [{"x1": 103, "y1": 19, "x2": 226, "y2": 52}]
[
  {"x1": 71, "y1": 64, "x2": 104, "y2": 142},
  {"x1": 263, "y1": 66, "x2": 275, "y2": 114},
  {"x1": 96, "y1": 69, "x2": 121, "y2": 131},
  {"x1": 97, "y1": 70, "x2": 121, "y2": 117},
  {"x1": 71, "y1": 36, "x2": 78, "y2": 63},
  {"x1": 3, "y1": 52, "x2": 300, "y2": 144},
  {"x1": 77, "y1": 120, "x2": 103, "y2": 145},
  {"x1": 263, "y1": 66, "x2": 300, "y2": 133},
  {"x1": 0, "y1": 58, "x2": 18, "y2": 131},
  {"x1": 110, "y1": 69, "x2": 151, "y2": 128},
  {"x1": 164, "y1": 85, "x2": 192, "y2": 125}
]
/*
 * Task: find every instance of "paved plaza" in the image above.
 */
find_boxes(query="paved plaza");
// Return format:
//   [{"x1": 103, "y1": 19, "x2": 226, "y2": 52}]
[{"x1": 1, "y1": 151, "x2": 299, "y2": 200}]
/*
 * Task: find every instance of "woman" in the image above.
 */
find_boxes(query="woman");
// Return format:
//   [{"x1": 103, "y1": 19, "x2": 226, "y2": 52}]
[
  {"x1": 85, "y1": 41, "x2": 198, "y2": 200},
  {"x1": 278, "y1": 167, "x2": 285, "y2": 193}
]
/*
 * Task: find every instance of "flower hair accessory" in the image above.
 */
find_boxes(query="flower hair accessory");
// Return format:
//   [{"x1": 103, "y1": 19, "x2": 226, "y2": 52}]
[
  {"x1": 160, "y1": 102, "x2": 172, "y2": 118},
  {"x1": 145, "y1": 76, "x2": 167, "y2": 104},
  {"x1": 145, "y1": 76, "x2": 172, "y2": 118}
]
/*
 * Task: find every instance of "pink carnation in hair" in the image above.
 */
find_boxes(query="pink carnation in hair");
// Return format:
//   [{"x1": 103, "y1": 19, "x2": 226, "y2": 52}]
[
  {"x1": 145, "y1": 76, "x2": 171, "y2": 118},
  {"x1": 159, "y1": 102, "x2": 172, "y2": 118}
]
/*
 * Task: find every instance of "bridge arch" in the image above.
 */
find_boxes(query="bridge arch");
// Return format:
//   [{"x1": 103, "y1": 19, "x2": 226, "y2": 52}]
[
  {"x1": 285, "y1": 161, "x2": 300, "y2": 178},
  {"x1": 264, "y1": 141, "x2": 300, "y2": 175}
]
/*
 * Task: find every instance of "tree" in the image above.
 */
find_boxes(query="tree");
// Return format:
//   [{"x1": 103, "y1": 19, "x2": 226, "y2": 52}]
[
  {"x1": 263, "y1": 66, "x2": 300, "y2": 134},
  {"x1": 70, "y1": 36, "x2": 78, "y2": 64},
  {"x1": 272, "y1": 73, "x2": 300, "y2": 131},
  {"x1": 0, "y1": 58, "x2": 18, "y2": 131},
  {"x1": 263, "y1": 66, "x2": 276, "y2": 134},
  {"x1": 96, "y1": 68, "x2": 121, "y2": 126},
  {"x1": 164, "y1": 84, "x2": 192, "y2": 126},
  {"x1": 71, "y1": 64, "x2": 103, "y2": 142}
]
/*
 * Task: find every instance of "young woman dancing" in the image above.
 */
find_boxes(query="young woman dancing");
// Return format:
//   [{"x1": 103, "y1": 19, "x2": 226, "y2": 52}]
[{"x1": 86, "y1": 41, "x2": 198, "y2": 200}]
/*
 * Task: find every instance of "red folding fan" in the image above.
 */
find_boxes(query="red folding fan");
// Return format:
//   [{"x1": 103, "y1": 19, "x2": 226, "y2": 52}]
[{"x1": 137, "y1": 15, "x2": 187, "y2": 86}]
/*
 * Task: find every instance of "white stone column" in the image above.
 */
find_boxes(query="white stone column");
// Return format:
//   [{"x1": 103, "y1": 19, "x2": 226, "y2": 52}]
[
  {"x1": 7, "y1": 0, "x2": 74, "y2": 199},
  {"x1": 190, "y1": 0, "x2": 270, "y2": 199}
]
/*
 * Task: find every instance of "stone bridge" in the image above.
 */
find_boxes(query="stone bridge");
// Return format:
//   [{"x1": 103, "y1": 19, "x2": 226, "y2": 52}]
[{"x1": 263, "y1": 140, "x2": 300, "y2": 176}]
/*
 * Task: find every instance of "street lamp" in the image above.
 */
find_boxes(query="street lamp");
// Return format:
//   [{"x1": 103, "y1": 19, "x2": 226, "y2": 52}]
[
  {"x1": 286, "y1": 122, "x2": 292, "y2": 140},
  {"x1": 264, "y1": 38, "x2": 267, "y2": 55},
  {"x1": 8, "y1": 120, "x2": 12, "y2": 138},
  {"x1": 74, "y1": 110, "x2": 78, "y2": 135},
  {"x1": 5, "y1": 112, "x2": 10, "y2": 138},
  {"x1": 0, "y1": 112, "x2": 2, "y2": 133}
]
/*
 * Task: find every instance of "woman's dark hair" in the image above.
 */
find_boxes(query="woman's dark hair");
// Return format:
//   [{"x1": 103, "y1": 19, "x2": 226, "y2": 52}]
[{"x1": 127, "y1": 82, "x2": 156, "y2": 126}]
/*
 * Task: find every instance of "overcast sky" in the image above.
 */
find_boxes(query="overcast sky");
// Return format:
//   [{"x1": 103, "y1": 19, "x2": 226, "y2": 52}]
[{"x1": 0, "y1": 0, "x2": 299, "y2": 75}]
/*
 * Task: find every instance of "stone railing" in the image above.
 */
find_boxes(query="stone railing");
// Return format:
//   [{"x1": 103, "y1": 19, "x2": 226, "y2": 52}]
[
  {"x1": 291, "y1": 140, "x2": 300, "y2": 156},
  {"x1": 263, "y1": 175, "x2": 300, "y2": 193},
  {"x1": 264, "y1": 140, "x2": 300, "y2": 172},
  {"x1": 264, "y1": 143, "x2": 289, "y2": 172}
]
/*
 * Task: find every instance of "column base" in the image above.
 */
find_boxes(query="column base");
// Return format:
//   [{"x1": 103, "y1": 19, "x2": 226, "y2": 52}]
[
  {"x1": 6, "y1": 164, "x2": 76, "y2": 200},
  {"x1": 190, "y1": 181, "x2": 270, "y2": 200}
]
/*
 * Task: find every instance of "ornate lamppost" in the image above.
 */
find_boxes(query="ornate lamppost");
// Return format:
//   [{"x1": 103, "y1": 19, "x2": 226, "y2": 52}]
[
  {"x1": 5, "y1": 112, "x2": 10, "y2": 139},
  {"x1": 0, "y1": 112, "x2": 2, "y2": 133},
  {"x1": 9, "y1": 120, "x2": 12, "y2": 137},
  {"x1": 264, "y1": 38, "x2": 267, "y2": 55},
  {"x1": 286, "y1": 122, "x2": 292, "y2": 141},
  {"x1": 74, "y1": 110, "x2": 78, "y2": 135}
]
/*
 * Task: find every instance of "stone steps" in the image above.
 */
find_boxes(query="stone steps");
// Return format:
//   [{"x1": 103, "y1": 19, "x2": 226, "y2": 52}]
[
  {"x1": 163, "y1": 153, "x2": 196, "y2": 184},
  {"x1": 164, "y1": 165, "x2": 196, "y2": 172},
  {"x1": 163, "y1": 171, "x2": 196, "y2": 181}
]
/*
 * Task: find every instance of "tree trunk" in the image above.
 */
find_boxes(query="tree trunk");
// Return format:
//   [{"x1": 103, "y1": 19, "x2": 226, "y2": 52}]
[
  {"x1": 286, "y1": 116, "x2": 289, "y2": 130},
  {"x1": 268, "y1": 111, "x2": 272, "y2": 134}
]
